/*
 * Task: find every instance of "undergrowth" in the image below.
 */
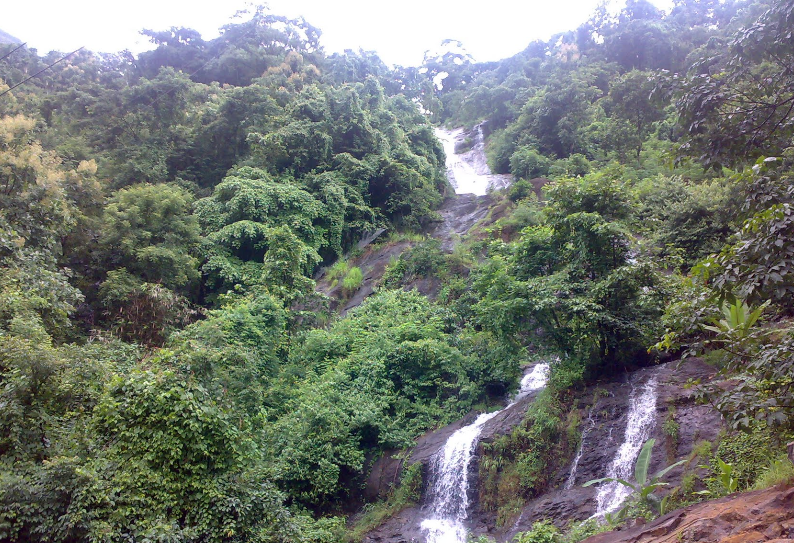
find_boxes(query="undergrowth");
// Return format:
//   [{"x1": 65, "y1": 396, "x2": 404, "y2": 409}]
[{"x1": 514, "y1": 518, "x2": 610, "y2": 543}]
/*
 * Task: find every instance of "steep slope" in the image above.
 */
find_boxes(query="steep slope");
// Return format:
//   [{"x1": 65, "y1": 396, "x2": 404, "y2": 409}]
[{"x1": 0, "y1": 29, "x2": 22, "y2": 44}]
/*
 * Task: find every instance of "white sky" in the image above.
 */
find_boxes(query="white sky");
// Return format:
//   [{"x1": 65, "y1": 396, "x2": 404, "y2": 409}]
[{"x1": 4, "y1": 0, "x2": 674, "y2": 67}]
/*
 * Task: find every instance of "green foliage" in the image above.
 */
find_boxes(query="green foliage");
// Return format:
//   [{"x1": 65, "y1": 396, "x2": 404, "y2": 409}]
[
  {"x1": 702, "y1": 200, "x2": 794, "y2": 312},
  {"x1": 0, "y1": 115, "x2": 89, "y2": 336},
  {"x1": 548, "y1": 154, "x2": 591, "y2": 178},
  {"x1": 511, "y1": 147, "x2": 551, "y2": 180},
  {"x1": 99, "y1": 269, "x2": 194, "y2": 345},
  {"x1": 342, "y1": 266, "x2": 364, "y2": 294},
  {"x1": 169, "y1": 291, "x2": 289, "y2": 415},
  {"x1": 380, "y1": 238, "x2": 446, "y2": 288},
  {"x1": 752, "y1": 454, "x2": 794, "y2": 490},
  {"x1": 514, "y1": 520, "x2": 560, "y2": 543},
  {"x1": 6, "y1": 0, "x2": 794, "y2": 536},
  {"x1": 0, "y1": 328, "x2": 297, "y2": 543},
  {"x1": 102, "y1": 183, "x2": 200, "y2": 292},
  {"x1": 671, "y1": 0, "x2": 794, "y2": 169},
  {"x1": 513, "y1": 519, "x2": 613, "y2": 543},
  {"x1": 631, "y1": 175, "x2": 739, "y2": 268},
  {"x1": 195, "y1": 168, "x2": 323, "y2": 298},
  {"x1": 701, "y1": 299, "x2": 768, "y2": 340},
  {"x1": 479, "y1": 390, "x2": 574, "y2": 525},
  {"x1": 710, "y1": 425, "x2": 774, "y2": 491},
  {"x1": 266, "y1": 290, "x2": 490, "y2": 508},
  {"x1": 327, "y1": 259, "x2": 350, "y2": 284}
]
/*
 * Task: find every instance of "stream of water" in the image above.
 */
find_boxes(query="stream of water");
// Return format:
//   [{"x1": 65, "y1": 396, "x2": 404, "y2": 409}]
[
  {"x1": 593, "y1": 371, "x2": 660, "y2": 517},
  {"x1": 434, "y1": 125, "x2": 512, "y2": 196},
  {"x1": 421, "y1": 363, "x2": 550, "y2": 543}
]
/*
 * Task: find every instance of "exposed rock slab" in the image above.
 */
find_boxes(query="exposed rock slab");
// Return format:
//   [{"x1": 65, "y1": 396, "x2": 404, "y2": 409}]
[
  {"x1": 580, "y1": 484, "x2": 794, "y2": 543},
  {"x1": 429, "y1": 193, "x2": 493, "y2": 251}
]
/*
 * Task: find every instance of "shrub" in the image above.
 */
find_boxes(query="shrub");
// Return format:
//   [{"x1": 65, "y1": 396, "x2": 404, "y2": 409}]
[
  {"x1": 514, "y1": 520, "x2": 560, "y2": 543},
  {"x1": 752, "y1": 454, "x2": 794, "y2": 490},
  {"x1": 510, "y1": 146, "x2": 551, "y2": 180},
  {"x1": 327, "y1": 259, "x2": 350, "y2": 283},
  {"x1": 342, "y1": 267, "x2": 364, "y2": 294},
  {"x1": 710, "y1": 425, "x2": 774, "y2": 491}
]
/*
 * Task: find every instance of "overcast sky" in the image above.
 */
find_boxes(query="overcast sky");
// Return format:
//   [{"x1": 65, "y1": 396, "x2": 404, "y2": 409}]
[{"x1": 4, "y1": 0, "x2": 674, "y2": 67}]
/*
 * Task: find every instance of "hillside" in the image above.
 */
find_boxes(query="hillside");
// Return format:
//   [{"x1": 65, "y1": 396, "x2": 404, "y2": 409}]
[
  {"x1": 1, "y1": 1, "x2": 794, "y2": 543},
  {"x1": 0, "y1": 29, "x2": 21, "y2": 44}
]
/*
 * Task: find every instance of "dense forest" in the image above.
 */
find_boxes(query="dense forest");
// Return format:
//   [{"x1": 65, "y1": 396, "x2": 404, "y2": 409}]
[{"x1": 1, "y1": 0, "x2": 793, "y2": 541}]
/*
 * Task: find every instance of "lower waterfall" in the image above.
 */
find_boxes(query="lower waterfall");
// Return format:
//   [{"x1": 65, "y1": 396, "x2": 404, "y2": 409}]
[
  {"x1": 421, "y1": 363, "x2": 550, "y2": 543},
  {"x1": 593, "y1": 370, "x2": 660, "y2": 516}
]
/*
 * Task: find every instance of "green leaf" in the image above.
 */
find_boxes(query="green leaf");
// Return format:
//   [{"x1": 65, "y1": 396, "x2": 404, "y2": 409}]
[
  {"x1": 635, "y1": 438, "x2": 655, "y2": 486},
  {"x1": 652, "y1": 459, "x2": 687, "y2": 481}
]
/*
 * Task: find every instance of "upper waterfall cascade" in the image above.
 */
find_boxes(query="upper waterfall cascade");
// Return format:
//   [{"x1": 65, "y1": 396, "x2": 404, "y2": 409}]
[
  {"x1": 434, "y1": 126, "x2": 512, "y2": 196},
  {"x1": 421, "y1": 363, "x2": 550, "y2": 543}
]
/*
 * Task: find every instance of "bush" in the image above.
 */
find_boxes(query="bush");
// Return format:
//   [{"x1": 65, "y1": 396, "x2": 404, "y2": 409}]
[
  {"x1": 711, "y1": 425, "x2": 774, "y2": 491},
  {"x1": 508, "y1": 179, "x2": 536, "y2": 202},
  {"x1": 342, "y1": 267, "x2": 364, "y2": 293},
  {"x1": 327, "y1": 259, "x2": 350, "y2": 283},
  {"x1": 514, "y1": 520, "x2": 560, "y2": 543},
  {"x1": 548, "y1": 154, "x2": 591, "y2": 178},
  {"x1": 510, "y1": 146, "x2": 551, "y2": 179},
  {"x1": 487, "y1": 128, "x2": 517, "y2": 174},
  {"x1": 752, "y1": 454, "x2": 794, "y2": 489}
]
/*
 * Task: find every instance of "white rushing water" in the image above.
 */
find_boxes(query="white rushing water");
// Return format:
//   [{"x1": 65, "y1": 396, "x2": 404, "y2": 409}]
[
  {"x1": 421, "y1": 363, "x2": 550, "y2": 543},
  {"x1": 593, "y1": 372, "x2": 660, "y2": 516},
  {"x1": 434, "y1": 125, "x2": 512, "y2": 196}
]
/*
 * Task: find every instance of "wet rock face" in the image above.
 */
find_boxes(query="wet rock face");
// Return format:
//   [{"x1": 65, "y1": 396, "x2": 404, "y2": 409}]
[
  {"x1": 580, "y1": 484, "x2": 794, "y2": 543},
  {"x1": 364, "y1": 359, "x2": 723, "y2": 543},
  {"x1": 429, "y1": 194, "x2": 492, "y2": 252},
  {"x1": 498, "y1": 360, "x2": 721, "y2": 541},
  {"x1": 365, "y1": 412, "x2": 481, "y2": 502}
]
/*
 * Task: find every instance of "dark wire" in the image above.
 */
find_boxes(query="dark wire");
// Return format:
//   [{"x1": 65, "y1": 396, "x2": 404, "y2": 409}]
[
  {"x1": 0, "y1": 47, "x2": 84, "y2": 98},
  {"x1": 0, "y1": 42, "x2": 28, "y2": 63}
]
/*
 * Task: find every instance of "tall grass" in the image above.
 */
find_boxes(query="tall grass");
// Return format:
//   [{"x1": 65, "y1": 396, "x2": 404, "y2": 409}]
[{"x1": 752, "y1": 454, "x2": 794, "y2": 490}]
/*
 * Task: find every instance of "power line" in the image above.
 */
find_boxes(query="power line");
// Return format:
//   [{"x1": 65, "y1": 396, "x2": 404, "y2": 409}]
[
  {"x1": 0, "y1": 47, "x2": 84, "y2": 99},
  {"x1": 0, "y1": 42, "x2": 27, "y2": 63}
]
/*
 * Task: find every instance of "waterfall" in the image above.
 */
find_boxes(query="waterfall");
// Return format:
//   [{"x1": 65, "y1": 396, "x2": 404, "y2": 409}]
[
  {"x1": 421, "y1": 363, "x2": 550, "y2": 543},
  {"x1": 434, "y1": 126, "x2": 512, "y2": 196},
  {"x1": 593, "y1": 371, "x2": 660, "y2": 516}
]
